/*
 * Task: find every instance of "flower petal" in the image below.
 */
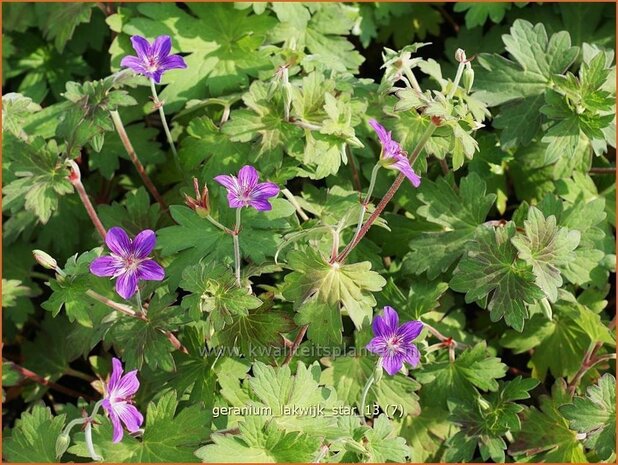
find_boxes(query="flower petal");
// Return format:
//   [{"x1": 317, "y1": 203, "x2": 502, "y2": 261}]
[
  {"x1": 227, "y1": 193, "x2": 245, "y2": 208},
  {"x1": 115, "y1": 402, "x2": 144, "y2": 433},
  {"x1": 248, "y1": 199, "x2": 273, "y2": 211},
  {"x1": 120, "y1": 55, "x2": 147, "y2": 74},
  {"x1": 150, "y1": 69, "x2": 164, "y2": 84},
  {"x1": 106, "y1": 227, "x2": 131, "y2": 257},
  {"x1": 130, "y1": 35, "x2": 151, "y2": 61},
  {"x1": 397, "y1": 321, "x2": 424, "y2": 343},
  {"x1": 366, "y1": 336, "x2": 388, "y2": 356},
  {"x1": 159, "y1": 54, "x2": 187, "y2": 71},
  {"x1": 214, "y1": 174, "x2": 239, "y2": 192},
  {"x1": 382, "y1": 353, "x2": 404, "y2": 376},
  {"x1": 381, "y1": 306, "x2": 399, "y2": 333},
  {"x1": 368, "y1": 119, "x2": 390, "y2": 145},
  {"x1": 132, "y1": 230, "x2": 156, "y2": 259},
  {"x1": 108, "y1": 407, "x2": 124, "y2": 443},
  {"x1": 251, "y1": 181, "x2": 280, "y2": 200},
  {"x1": 113, "y1": 370, "x2": 140, "y2": 399},
  {"x1": 90, "y1": 256, "x2": 124, "y2": 277},
  {"x1": 151, "y1": 35, "x2": 172, "y2": 60},
  {"x1": 237, "y1": 165, "x2": 259, "y2": 189},
  {"x1": 403, "y1": 344, "x2": 421, "y2": 368},
  {"x1": 372, "y1": 314, "x2": 390, "y2": 339},
  {"x1": 107, "y1": 357, "x2": 124, "y2": 393},
  {"x1": 392, "y1": 158, "x2": 421, "y2": 188},
  {"x1": 137, "y1": 259, "x2": 165, "y2": 281},
  {"x1": 115, "y1": 271, "x2": 138, "y2": 300}
]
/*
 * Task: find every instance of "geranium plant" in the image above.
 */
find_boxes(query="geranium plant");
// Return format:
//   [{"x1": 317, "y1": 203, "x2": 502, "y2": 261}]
[{"x1": 2, "y1": 2, "x2": 616, "y2": 464}]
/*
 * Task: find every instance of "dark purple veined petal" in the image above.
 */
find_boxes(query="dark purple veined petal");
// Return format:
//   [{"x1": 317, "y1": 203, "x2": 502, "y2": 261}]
[
  {"x1": 115, "y1": 270, "x2": 138, "y2": 300},
  {"x1": 372, "y1": 314, "x2": 391, "y2": 339},
  {"x1": 120, "y1": 55, "x2": 148, "y2": 75},
  {"x1": 403, "y1": 344, "x2": 421, "y2": 368},
  {"x1": 237, "y1": 165, "x2": 259, "y2": 189},
  {"x1": 381, "y1": 306, "x2": 399, "y2": 334},
  {"x1": 248, "y1": 198, "x2": 273, "y2": 211},
  {"x1": 382, "y1": 353, "x2": 404, "y2": 376},
  {"x1": 137, "y1": 259, "x2": 165, "y2": 281},
  {"x1": 391, "y1": 158, "x2": 421, "y2": 187},
  {"x1": 106, "y1": 404, "x2": 125, "y2": 443},
  {"x1": 130, "y1": 35, "x2": 151, "y2": 61},
  {"x1": 150, "y1": 69, "x2": 164, "y2": 84},
  {"x1": 151, "y1": 35, "x2": 172, "y2": 60},
  {"x1": 90, "y1": 256, "x2": 124, "y2": 277},
  {"x1": 106, "y1": 227, "x2": 132, "y2": 257},
  {"x1": 115, "y1": 402, "x2": 144, "y2": 434},
  {"x1": 108, "y1": 357, "x2": 124, "y2": 393},
  {"x1": 366, "y1": 336, "x2": 389, "y2": 356},
  {"x1": 111, "y1": 369, "x2": 140, "y2": 399},
  {"x1": 227, "y1": 193, "x2": 246, "y2": 209},
  {"x1": 132, "y1": 230, "x2": 157, "y2": 259},
  {"x1": 251, "y1": 181, "x2": 280, "y2": 200},
  {"x1": 368, "y1": 119, "x2": 390, "y2": 145},
  {"x1": 397, "y1": 320, "x2": 424, "y2": 343},
  {"x1": 159, "y1": 54, "x2": 187, "y2": 71},
  {"x1": 214, "y1": 174, "x2": 239, "y2": 191}
]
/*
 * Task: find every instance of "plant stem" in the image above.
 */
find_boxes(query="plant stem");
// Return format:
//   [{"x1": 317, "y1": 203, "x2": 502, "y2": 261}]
[
  {"x1": 3, "y1": 359, "x2": 95, "y2": 401},
  {"x1": 150, "y1": 79, "x2": 181, "y2": 171},
  {"x1": 403, "y1": 67, "x2": 423, "y2": 94},
  {"x1": 333, "y1": 122, "x2": 436, "y2": 264},
  {"x1": 109, "y1": 110, "x2": 168, "y2": 211},
  {"x1": 65, "y1": 368, "x2": 95, "y2": 383},
  {"x1": 447, "y1": 61, "x2": 466, "y2": 99},
  {"x1": 589, "y1": 166, "x2": 616, "y2": 174},
  {"x1": 135, "y1": 288, "x2": 144, "y2": 316},
  {"x1": 84, "y1": 422, "x2": 102, "y2": 461},
  {"x1": 233, "y1": 208, "x2": 242, "y2": 287},
  {"x1": 359, "y1": 373, "x2": 375, "y2": 425},
  {"x1": 350, "y1": 163, "x2": 381, "y2": 250},
  {"x1": 347, "y1": 145, "x2": 362, "y2": 191},
  {"x1": 283, "y1": 324, "x2": 308, "y2": 365},
  {"x1": 71, "y1": 177, "x2": 107, "y2": 241},
  {"x1": 206, "y1": 214, "x2": 234, "y2": 234},
  {"x1": 282, "y1": 188, "x2": 309, "y2": 221}
]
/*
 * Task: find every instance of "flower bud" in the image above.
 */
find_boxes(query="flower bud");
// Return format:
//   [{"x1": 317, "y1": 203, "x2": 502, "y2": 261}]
[
  {"x1": 66, "y1": 159, "x2": 81, "y2": 184},
  {"x1": 56, "y1": 432, "x2": 71, "y2": 459},
  {"x1": 184, "y1": 178, "x2": 210, "y2": 218},
  {"x1": 455, "y1": 48, "x2": 467, "y2": 63},
  {"x1": 373, "y1": 362, "x2": 383, "y2": 384},
  {"x1": 462, "y1": 64, "x2": 474, "y2": 93},
  {"x1": 32, "y1": 249, "x2": 58, "y2": 270}
]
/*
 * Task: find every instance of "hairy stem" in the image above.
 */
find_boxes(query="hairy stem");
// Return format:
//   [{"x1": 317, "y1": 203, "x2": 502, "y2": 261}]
[
  {"x1": 350, "y1": 163, "x2": 381, "y2": 250},
  {"x1": 333, "y1": 122, "x2": 436, "y2": 264},
  {"x1": 85, "y1": 422, "x2": 102, "y2": 461},
  {"x1": 283, "y1": 324, "x2": 308, "y2": 365},
  {"x1": 71, "y1": 178, "x2": 107, "y2": 241},
  {"x1": 282, "y1": 188, "x2": 309, "y2": 221},
  {"x1": 359, "y1": 373, "x2": 375, "y2": 425},
  {"x1": 3, "y1": 359, "x2": 95, "y2": 401},
  {"x1": 447, "y1": 61, "x2": 466, "y2": 99},
  {"x1": 206, "y1": 214, "x2": 234, "y2": 234},
  {"x1": 233, "y1": 208, "x2": 242, "y2": 287},
  {"x1": 150, "y1": 79, "x2": 181, "y2": 171},
  {"x1": 109, "y1": 110, "x2": 168, "y2": 211}
]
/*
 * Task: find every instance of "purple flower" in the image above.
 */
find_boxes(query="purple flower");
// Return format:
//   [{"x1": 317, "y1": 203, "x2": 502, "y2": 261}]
[
  {"x1": 214, "y1": 165, "x2": 279, "y2": 211},
  {"x1": 120, "y1": 35, "x2": 187, "y2": 83},
  {"x1": 368, "y1": 119, "x2": 421, "y2": 188},
  {"x1": 367, "y1": 306, "x2": 423, "y2": 376},
  {"x1": 102, "y1": 358, "x2": 143, "y2": 443},
  {"x1": 90, "y1": 227, "x2": 165, "y2": 300}
]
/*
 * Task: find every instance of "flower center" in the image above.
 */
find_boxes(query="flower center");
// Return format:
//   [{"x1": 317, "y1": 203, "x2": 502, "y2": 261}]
[
  {"x1": 146, "y1": 57, "x2": 158, "y2": 72},
  {"x1": 124, "y1": 255, "x2": 142, "y2": 272},
  {"x1": 386, "y1": 336, "x2": 400, "y2": 354}
]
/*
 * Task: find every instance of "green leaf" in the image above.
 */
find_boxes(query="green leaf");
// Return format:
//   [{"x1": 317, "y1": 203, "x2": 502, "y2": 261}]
[
  {"x1": 404, "y1": 173, "x2": 496, "y2": 279},
  {"x1": 453, "y1": 3, "x2": 511, "y2": 29},
  {"x1": 196, "y1": 415, "x2": 321, "y2": 463},
  {"x1": 39, "y1": 3, "x2": 95, "y2": 52},
  {"x1": 560, "y1": 373, "x2": 616, "y2": 460},
  {"x1": 450, "y1": 223, "x2": 545, "y2": 331},
  {"x1": 510, "y1": 380, "x2": 586, "y2": 462},
  {"x1": 180, "y1": 262, "x2": 263, "y2": 330},
  {"x1": 282, "y1": 247, "x2": 386, "y2": 340},
  {"x1": 2, "y1": 92, "x2": 42, "y2": 138},
  {"x1": 415, "y1": 342, "x2": 507, "y2": 408},
  {"x1": 511, "y1": 206, "x2": 580, "y2": 302},
  {"x1": 2, "y1": 279, "x2": 32, "y2": 308},
  {"x1": 4, "y1": 405, "x2": 66, "y2": 462},
  {"x1": 363, "y1": 414, "x2": 410, "y2": 462}
]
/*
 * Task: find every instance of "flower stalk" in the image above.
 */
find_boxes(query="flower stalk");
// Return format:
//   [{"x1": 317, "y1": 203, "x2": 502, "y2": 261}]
[
  {"x1": 150, "y1": 79, "x2": 181, "y2": 171},
  {"x1": 109, "y1": 110, "x2": 168, "y2": 211},
  {"x1": 350, "y1": 163, "x2": 381, "y2": 249},
  {"x1": 66, "y1": 160, "x2": 107, "y2": 241},
  {"x1": 359, "y1": 372, "x2": 375, "y2": 425},
  {"x1": 233, "y1": 208, "x2": 242, "y2": 287}
]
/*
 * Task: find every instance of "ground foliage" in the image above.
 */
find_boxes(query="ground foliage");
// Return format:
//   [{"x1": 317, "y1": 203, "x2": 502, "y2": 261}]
[{"x1": 2, "y1": 2, "x2": 616, "y2": 463}]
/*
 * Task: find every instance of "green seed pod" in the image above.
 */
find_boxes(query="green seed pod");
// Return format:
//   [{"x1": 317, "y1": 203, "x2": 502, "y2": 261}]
[
  {"x1": 32, "y1": 249, "x2": 57, "y2": 270},
  {"x1": 56, "y1": 432, "x2": 71, "y2": 459},
  {"x1": 462, "y1": 66, "x2": 475, "y2": 93}
]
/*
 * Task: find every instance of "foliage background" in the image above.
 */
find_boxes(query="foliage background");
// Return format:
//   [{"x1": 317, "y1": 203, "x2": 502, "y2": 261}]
[{"x1": 2, "y1": 2, "x2": 616, "y2": 463}]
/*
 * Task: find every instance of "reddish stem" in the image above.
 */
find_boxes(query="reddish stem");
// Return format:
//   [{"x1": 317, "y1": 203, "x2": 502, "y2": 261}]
[
  {"x1": 71, "y1": 177, "x2": 107, "y2": 241},
  {"x1": 283, "y1": 325, "x2": 308, "y2": 365}
]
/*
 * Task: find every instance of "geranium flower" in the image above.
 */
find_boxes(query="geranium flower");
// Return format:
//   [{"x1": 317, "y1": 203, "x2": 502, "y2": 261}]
[
  {"x1": 120, "y1": 35, "x2": 187, "y2": 83},
  {"x1": 102, "y1": 358, "x2": 143, "y2": 443},
  {"x1": 90, "y1": 227, "x2": 165, "y2": 300},
  {"x1": 214, "y1": 165, "x2": 279, "y2": 211},
  {"x1": 368, "y1": 119, "x2": 421, "y2": 187},
  {"x1": 367, "y1": 306, "x2": 423, "y2": 375}
]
